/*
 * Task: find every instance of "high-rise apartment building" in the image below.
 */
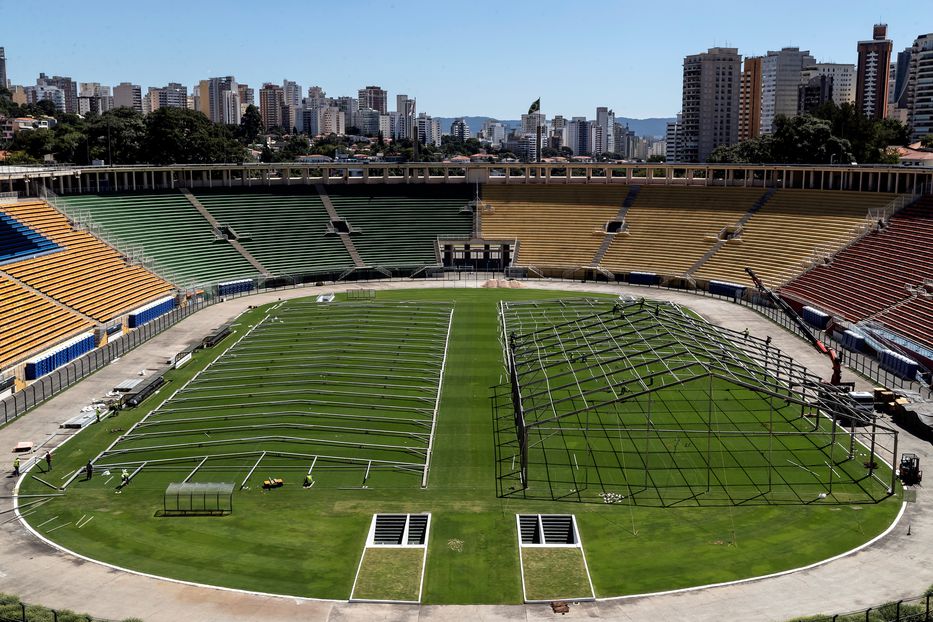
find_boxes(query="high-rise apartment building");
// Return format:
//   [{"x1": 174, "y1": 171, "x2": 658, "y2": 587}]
[
  {"x1": 450, "y1": 118, "x2": 471, "y2": 141},
  {"x1": 77, "y1": 83, "x2": 112, "y2": 115},
  {"x1": 113, "y1": 82, "x2": 143, "y2": 113},
  {"x1": 335, "y1": 97, "x2": 358, "y2": 129},
  {"x1": 416, "y1": 113, "x2": 441, "y2": 147},
  {"x1": 283, "y1": 80, "x2": 302, "y2": 108},
  {"x1": 318, "y1": 107, "x2": 345, "y2": 136},
  {"x1": 0, "y1": 47, "x2": 7, "y2": 89},
  {"x1": 798, "y1": 75, "x2": 834, "y2": 114},
  {"x1": 145, "y1": 83, "x2": 188, "y2": 113},
  {"x1": 907, "y1": 33, "x2": 933, "y2": 141},
  {"x1": 595, "y1": 107, "x2": 616, "y2": 154},
  {"x1": 198, "y1": 77, "x2": 240, "y2": 124},
  {"x1": 801, "y1": 63, "x2": 856, "y2": 106},
  {"x1": 395, "y1": 94, "x2": 416, "y2": 140},
  {"x1": 38, "y1": 73, "x2": 78, "y2": 114},
  {"x1": 759, "y1": 48, "x2": 814, "y2": 134},
  {"x1": 25, "y1": 84, "x2": 65, "y2": 112},
  {"x1": 738, "y1": 56, "x2": 762, "y2": 141},
  {"x1": 481, "y1": 120, "x2": 506, "y2": 146},
  {"x1": 259, "y1": 83, "x2": 285, "y2": 129},
  {"x1": 566, "y1": 117, "x2": 591, "y2": 155},
  {"x1": 237, "y1": 83, "x2": 255, "y2": 106},
  {"x1": 891, "y1": 48, "x2": 912, "y2": 118},
  {"x1": 681, "y1": 47, "x2": 741, "y2": 161},
  {"x1": 358, "y1": 85, "x2": 387, "y2": 114},
  {"x1": 665, "y1": 114, "x2": 683, "y2": 162},
  {"x1": 856, "y1": 24, "x2": 893, "y2": 119}
]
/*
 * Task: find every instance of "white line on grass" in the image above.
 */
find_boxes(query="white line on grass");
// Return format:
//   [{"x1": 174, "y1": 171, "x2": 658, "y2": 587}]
[{"x1": 421, "y1": 307, "x2": 454, "y2": 488}]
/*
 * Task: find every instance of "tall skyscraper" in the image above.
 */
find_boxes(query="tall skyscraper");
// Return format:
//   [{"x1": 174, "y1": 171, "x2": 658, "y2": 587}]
[
  {"x1": 595, "y1": 107, "x2": 616, "y2": 154},
  {"x1": 113, "y1": 82, "x2": 143, "y2": 113},
  {"x1": 198, "y1": 76, "x2": 240, "y2": 124},
  {"x1": 738, "y1": 56, "x2": 762, "y2": 141},
  {"x1": 665, "y1": 113, "x2": 683, "y2": 162},
  {"x1": 283, "y1": 80, "x2": 302, "y2": 108},
  {"x1": 891, "y1": 48, "x2": 913, "y2": 115},
  {"x1": 336, "y1": 96, "x2": 358, "y2": 129},
  {"x1": 856, "y1": 24, "x2": 893, "y2": 119},
  {"x1": 798, "y1": 75, "x2": 834, "y2": 114},
  {"x1": 759, "y1": 48, "x2": 814, "y2": 134},
  {"x1": 681, "y1": 47, "x2": 741, "y2": 162},
  {"x1": 566, "y1": 117, "x2": 591, "y2": 155},
  {"x1": 259, "y1": 83, "x2": 285, "y2": 129},
  {"x1": 358, "y1": 85, "x2": 387, "y2": 114},
  {"x1": 237, "y1": 83, "x2": 255, "y2": 106},
  {"x1": 907, "y1": 33, "x2": 933, "y2": 141},
  {"x1": 0, "y1": 47, "x2": 7, "y2": 89},
  {"x1": 145, "y1": 83, "x2": 187, "y2": 113},
  {"x1": 395, "y1": 94, "x2": 416, "y2": 140}
]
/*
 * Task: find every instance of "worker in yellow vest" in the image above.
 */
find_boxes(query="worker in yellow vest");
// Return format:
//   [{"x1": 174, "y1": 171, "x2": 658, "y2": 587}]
[{"x1": 12, "y1": 457, "x2": 20, "y2": 476}]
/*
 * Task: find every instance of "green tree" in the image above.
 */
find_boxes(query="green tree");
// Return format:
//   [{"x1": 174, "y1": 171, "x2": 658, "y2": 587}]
[
  {"x1": 143, "y1": 107, "x2": 244, "y2": 164},
  {"x1": 238, "y1": 104, "x2": 264, "y2": 144},
  {"x1": 10, "y1": 128, "x2": 56, "y2": 160}
]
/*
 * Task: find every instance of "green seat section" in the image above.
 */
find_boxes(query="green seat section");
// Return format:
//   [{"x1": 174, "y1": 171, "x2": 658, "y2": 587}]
[
  {"x1": 58, "y1": 192, "x2": 257, "y2": 287},
  {"x1": 192, "y1": 189, "x2": 352, "y2": 275},
  {"x1": 327, "y1": 186, "x2": 474, "y2": 267}
]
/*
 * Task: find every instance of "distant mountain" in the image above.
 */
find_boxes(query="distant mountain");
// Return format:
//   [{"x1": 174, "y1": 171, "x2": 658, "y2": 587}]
[{"x1": 435, "y1": 116, "x2": 674, "y2": 139}]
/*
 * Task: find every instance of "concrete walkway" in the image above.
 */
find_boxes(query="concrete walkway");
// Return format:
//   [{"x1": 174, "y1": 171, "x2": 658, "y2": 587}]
[{"x1": 1, "y1": 280, "x2": 928, "y2": 622}]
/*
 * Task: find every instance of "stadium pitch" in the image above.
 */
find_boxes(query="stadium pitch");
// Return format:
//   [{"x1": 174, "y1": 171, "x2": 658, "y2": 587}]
[{"x1": 19, "y1": 289, "x2": 902, "y2": 603}]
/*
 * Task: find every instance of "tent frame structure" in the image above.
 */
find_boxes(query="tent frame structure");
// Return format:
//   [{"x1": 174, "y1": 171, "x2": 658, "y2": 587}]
[{"x1": 500, "y1": 298, "x2": 898, "y2": 504}]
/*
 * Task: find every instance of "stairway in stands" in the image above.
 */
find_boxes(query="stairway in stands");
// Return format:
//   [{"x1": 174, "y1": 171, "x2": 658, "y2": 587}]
[
  {"x1": 685, "y1": 188, "x2": 775, "y2": 278},
  {"x1": 314, "y1": 184, "x2": 366, "y2": 267},
  {"x1": 179, "y1": 188, "x2": 271, "y2": 276},
  {"x1": 591, "y1": 185, "x2": 640, "y2": 268}
]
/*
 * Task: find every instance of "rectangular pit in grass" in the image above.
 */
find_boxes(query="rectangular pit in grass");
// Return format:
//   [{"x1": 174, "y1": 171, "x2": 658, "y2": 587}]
[
  {"x1": 516, "y1": 514, "x2": 594, "y2": 602},
  {"x1": 350, "y1": 513, "x2": 431, "y2": 603}
]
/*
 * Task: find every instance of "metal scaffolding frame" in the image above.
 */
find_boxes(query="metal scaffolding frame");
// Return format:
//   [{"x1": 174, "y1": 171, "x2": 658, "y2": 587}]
[{"x1": 500, "y1": 298, "x2": 898, "y2": 504}]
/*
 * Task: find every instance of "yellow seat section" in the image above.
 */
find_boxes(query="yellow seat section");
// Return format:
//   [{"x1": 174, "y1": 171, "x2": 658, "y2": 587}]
[
  {"x1": 0, "y1": 201, "x2": 174, "y2": 322},
  {"x1": 481, "y1": 185, "x2": 626, "y2": 268},
  {"x1": 601, "y1": 187, "x2": 766, "y2": 276},
  {"x1": 694, "y1": 190, "x2": 892, "y2": 286}
]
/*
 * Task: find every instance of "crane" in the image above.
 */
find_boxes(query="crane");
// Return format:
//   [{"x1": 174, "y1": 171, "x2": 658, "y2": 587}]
[{"x1": 744, "y1": 267, "x2": 842, "y2": 385}]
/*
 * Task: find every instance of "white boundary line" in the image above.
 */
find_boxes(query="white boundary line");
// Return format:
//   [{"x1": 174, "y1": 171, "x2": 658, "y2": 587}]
[
  {"x1": 516, "y1": 514, "x2": 595, "y2": 603},
  {"x1": 421, "y1": 307, "x2": 454, "y2": 488},
  {"x1": 350, "y1": 513, "x2": 430, "y2": 604},
  {"x1": 598, "y1": 499, "x2": 908, "y2": 602},
  {"x1": 7, "y1": 283, "x2": 912, "y2": 608}
]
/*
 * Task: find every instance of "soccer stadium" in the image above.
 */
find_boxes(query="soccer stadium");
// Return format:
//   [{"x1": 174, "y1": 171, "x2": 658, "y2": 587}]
[{"x1": 0, "y1": 160, "x2": 931, "y2": 620}]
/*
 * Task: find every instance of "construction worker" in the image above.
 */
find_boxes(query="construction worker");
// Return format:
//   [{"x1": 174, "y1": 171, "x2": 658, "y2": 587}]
[
  {"x1": 743, "y1": 327, "x2": 750, "y2": 340},
  {"x1": 85, "y1": 461, "x2": 93, "y2": 480},
  {"x1": 303, "y1": 474, "x2": 314, "y2": 488},
  {"x1": 121, "y1": 469, "x2": 130, "y2": 486},
  {"x1": 12, "y1": 457, "x2": 20, "y2": 476},
  {"x1": 45, "y1": 451, "x2": 52, "y2": 470}
]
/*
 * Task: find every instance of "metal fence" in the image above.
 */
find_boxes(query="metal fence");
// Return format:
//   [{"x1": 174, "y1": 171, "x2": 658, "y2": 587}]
[
  {"x1": 818, "y1": 592, "x2": 933, "y2": 621},
  {"x1": 0, "y1": 300, "x2": 211, "y2": 425}
]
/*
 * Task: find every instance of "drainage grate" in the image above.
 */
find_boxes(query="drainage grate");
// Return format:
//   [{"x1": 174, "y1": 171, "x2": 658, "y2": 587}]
[
  {"x1": 518, "y1": 514, "x2": 577, "y2": 545},
  {"x1": 369, "y1": 513, "x2": 431, "y2": 547}
]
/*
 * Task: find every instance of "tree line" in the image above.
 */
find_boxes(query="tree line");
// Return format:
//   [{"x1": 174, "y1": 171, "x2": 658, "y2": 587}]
[{"x1": 708, "y1": 103, "x2": 911, "y2": 164}]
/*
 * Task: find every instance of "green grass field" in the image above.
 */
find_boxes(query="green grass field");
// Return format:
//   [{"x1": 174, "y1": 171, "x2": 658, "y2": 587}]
[
  {"x1": 352, "y1": 548, "x2": 424, "y2": 602},
  {"x1": 521, "y1": 547, "x2": 592, "y2": 601},
  {"x1": 18, "y1": 288, "x2": 902, "y2": 603}
]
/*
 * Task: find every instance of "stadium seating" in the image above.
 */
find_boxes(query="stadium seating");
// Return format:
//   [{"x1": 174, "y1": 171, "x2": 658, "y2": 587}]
[
  {"x1": 0, "y1": 201, "x2": 173, "y2": 322},
  {"x1": 481, "y1": 185, "x2": 625, "y2": 268},
  {"x1": 0, "y1": 211, "x2": 59, "y2": 264},
  {"x1": 600, "y1": 187, "x2": 766, "y2": 276},
  {"x1": 781, "y1": 197, "x2": 933, "y2": 321},
  {"x1": 869, "y1": 297, "x2": 933, "y2": 351},
  {"x1": 694, "y1": 190, "x2": 893, "y2": 286},
  {"x1": 192, "y1": 190, "x2": 352, "y2": 275},
  {"x1": 327, "y1": 186, "x2": 473, "y2": 267},
  {"x1": 57, "y1": 193, "x2": 257, "y2": 286},
  {"x1": 0, "y1": 275, "x2": 93, "y2": 370}
]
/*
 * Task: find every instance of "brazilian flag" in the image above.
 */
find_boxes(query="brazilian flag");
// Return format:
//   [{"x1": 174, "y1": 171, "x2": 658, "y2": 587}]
[{"x1": 528, "y1": 98, "x2": 540, "y2": 115}]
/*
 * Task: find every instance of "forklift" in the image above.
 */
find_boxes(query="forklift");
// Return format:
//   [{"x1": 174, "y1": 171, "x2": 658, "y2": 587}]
[{"x1": 899, "y1": 453, "x2": 922, "y2": 486}]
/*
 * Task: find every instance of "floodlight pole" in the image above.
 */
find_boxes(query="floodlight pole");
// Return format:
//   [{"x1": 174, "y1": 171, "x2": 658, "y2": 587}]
[{"x1": 707, "y1": 373, "x2": 713, "y2": 494}]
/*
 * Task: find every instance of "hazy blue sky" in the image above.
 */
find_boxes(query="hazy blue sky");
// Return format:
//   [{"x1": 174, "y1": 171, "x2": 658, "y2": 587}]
[{"x1": 1, "y1": 0, "x2": 930, "y2": 119}]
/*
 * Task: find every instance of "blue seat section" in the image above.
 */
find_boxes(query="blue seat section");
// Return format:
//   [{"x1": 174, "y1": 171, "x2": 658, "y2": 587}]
[
  {"x1": 127, "y1": 296, "x2": 177, "y2": 328},
  {"x1": 25, "y1": 331, "x2": 96, "y2": 380},
  {"x1": 879, "y1": 349, "x2": 919, "y2": 380},
  {"x1": 0, "y1": 211, "x2": 60, "y2": 264},
  {"x1": 217, "y1": 279, "x2": 254, "y2": 296}
]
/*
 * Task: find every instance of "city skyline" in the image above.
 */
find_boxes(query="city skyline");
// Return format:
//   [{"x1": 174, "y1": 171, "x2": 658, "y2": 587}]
[{"x1": 0, "y1": 0, "x2": 929, "y2": 120}]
